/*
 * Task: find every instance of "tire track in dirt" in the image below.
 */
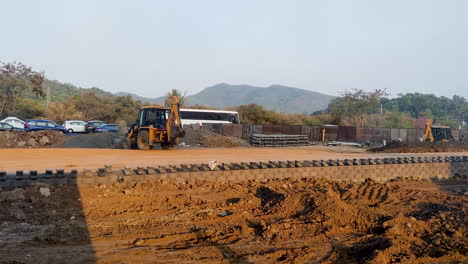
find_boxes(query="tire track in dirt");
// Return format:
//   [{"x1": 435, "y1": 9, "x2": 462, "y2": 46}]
[{"x1": 0, "y1": 177, "x2": 466, "y2": 263}]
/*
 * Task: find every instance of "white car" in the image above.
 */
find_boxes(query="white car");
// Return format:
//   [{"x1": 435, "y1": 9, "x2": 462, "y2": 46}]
[
  {"x1": 0, "y1": 117, "x2": 25, "y2": 129},
  {"x1": 63, "y1": 120, "x2": 86, "y2": 133}
]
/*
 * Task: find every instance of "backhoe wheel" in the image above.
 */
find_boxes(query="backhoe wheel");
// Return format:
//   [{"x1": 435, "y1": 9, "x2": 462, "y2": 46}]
[
  {"x1": 137, "y1": 131, "x2": 151, "y2": 150},
  {"x1": 161, "y1": 142, "x2": 174, "y2": 150},
  {"x1": 123, "y1": 137, "x2": 134, "y2": 149}
]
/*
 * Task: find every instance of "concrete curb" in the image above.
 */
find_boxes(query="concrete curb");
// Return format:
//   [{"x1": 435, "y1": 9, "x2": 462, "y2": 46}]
[{"x1": 0, "y1": 155, "x2": 467, "y2": 188}]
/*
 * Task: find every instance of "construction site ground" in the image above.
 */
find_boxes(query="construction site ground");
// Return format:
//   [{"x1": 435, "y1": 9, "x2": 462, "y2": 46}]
[
  {"x1": 1, "y1": 147, "x2": 467, "y2": 172},
  {"x1": 0, "y1": 177, "x2": 466, "y2": 264},
  {"x1": 370, "y1": 141, "x2": 468, "y2": 153},
  {"x1": 1, "y1": 129, "x2": 467, "y2": 263}
]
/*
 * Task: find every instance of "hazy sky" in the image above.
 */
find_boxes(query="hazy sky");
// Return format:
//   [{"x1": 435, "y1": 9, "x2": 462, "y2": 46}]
[{"x1": 2, "y1": 0, "x2": 467, "y2": 98}]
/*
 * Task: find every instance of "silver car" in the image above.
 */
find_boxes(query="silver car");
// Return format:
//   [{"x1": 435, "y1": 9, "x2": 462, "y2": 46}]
[
  {"x1": 63, "y1": 120, "x2": 86, "y2": 133},
  {"x1": 0, "y1": 117, "x2": 25, "y2": 129}
]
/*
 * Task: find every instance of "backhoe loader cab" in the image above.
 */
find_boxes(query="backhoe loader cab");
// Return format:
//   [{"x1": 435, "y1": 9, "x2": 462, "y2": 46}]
[
  {"x1": 422, "y1": 120, "x2": 454, "y2": 142},
  {"x1": 138, "y1": 108, "x2": 169, "y2": 130},
  {"x1": 123, "y1": 96, "x2": 185, "y2": 150}
]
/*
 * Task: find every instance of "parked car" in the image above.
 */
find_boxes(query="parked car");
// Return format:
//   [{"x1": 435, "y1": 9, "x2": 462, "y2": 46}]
[
  {"x1": 0, "y1": 117, "x2": 25, "y2": 129},
  {"x1": 0, "y1": 122, "x2": 23, "y2": 131},
  {"x1": 63, "y1": 120, "x2": 86, "y2": 133},
  {"x1": 85, "y1": 120, "x2": 105, "y2": 133},
  {"x1": 24, "y1": 119, "x2": 67, "y2": 134},
  {"x1": 95, "y1": 124, "x2": 120, "y2": 133}
]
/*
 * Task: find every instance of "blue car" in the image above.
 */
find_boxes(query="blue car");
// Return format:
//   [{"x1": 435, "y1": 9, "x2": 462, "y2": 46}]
[
  {"x1": 95, "y1": 124, "x2": 119, "y2": 133},
  {"x1": 24, "y1": 119, "x2": 67, "y2": 134}
]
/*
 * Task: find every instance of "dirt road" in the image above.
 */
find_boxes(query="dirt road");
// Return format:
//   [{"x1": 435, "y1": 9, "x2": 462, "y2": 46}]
[
  {"x1": 1, "y1": 148, "x2": 467, "y2": 172},
  {"x1": 0, "y1": 178, "x2": 466, "y2": 263}
]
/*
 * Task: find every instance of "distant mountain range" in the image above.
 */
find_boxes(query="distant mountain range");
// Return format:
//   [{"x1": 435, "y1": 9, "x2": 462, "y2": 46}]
[
  {"x1": 43, "y1": 81, "x2": 335, "y2": 114},
  {"x1": 187, "y1": 83, "x2": 335, "y2": 113},
  {"x1": 113, "y1": 92, "x2": 161, "y2": 103}
]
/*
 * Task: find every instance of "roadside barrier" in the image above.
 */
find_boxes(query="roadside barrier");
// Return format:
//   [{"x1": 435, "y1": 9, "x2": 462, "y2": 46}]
[
  {"x1": 0, "y1": 155, "x2": 466, "y2": 189},
  {"x1": 203, "y1": 123, "x2": 465, "y2": 143}
]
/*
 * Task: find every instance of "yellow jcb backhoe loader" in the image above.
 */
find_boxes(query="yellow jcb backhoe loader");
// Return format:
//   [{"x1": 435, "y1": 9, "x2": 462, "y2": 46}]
[
  {"x1": 123, "y1": 96, "x2": 185, "y2": 150},
  {"x1": 422, "y1": 120, "x2": 454, "y2": 142}
]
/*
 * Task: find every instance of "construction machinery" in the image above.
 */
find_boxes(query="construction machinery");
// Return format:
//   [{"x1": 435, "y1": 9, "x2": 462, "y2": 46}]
[
  {"x1": 422, "y1": 120, "x2": 454, "y2": 142},
  {"x1": 123, "y1": 96, "x2": 185, "y2": 150}
]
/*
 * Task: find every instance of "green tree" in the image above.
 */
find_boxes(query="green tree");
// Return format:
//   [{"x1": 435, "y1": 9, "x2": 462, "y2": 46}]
[
  {"x1": 451, "y1": 95, "x2": 468, "y2": 125},
  {"x1": 435, "y1": 115, "x2": 459, "y2": 128},
  {"x1": 45, "y1": 100, "x2": 84, "y2": 124},
  {"x1": 9, "y1": 99, "x2": 45, "y2": 120},
  {"x1": 382, "y1": 111, "x2": 415, "y2": 128},
  {"x1": 188, "y1": 104, "x2": 218, "y2": 110},
  {"x1": 112, "y1": 95, "x2": 143, "y2": 125},
  {"x1": 326, "y1": 98, "x2": 345, "y2": 124},
  {"x1": 164, "y1": 89, "x2": 186, "y2": 107},
  {"x1": 73, "y1": 92, "x2": 112, "y2": 121},
  {"x1": 72, "y1": 92, "x2": 143, "y2": 125},
  {"x1": 328, "y1": 89, "x2": 387, "y2": 127},
  {"x1": 236, "y1": 104, "x2": 323, "y2": 125},
  {"x1": 237, "y1": 104, "x2": 275, "y2": 124},
  {"x1": 0, "y1": 61, "x2": 45, "y2": 117},
  {"x1": 381, "y1": 93, "x2": 468, "y2": 127}
]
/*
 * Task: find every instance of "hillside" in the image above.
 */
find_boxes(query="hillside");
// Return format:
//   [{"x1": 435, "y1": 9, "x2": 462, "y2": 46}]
[
  {"x1": 186, "y1": 83, "x2": 335, "y2": 114},
  {"x1": 116, "y1": 83, "x2": 335, "y2": 113},
  {"x1": 114, "y1": 92, "x2": 163, "y2": 104},
  {"x1": 31, "y1": 81, "x2": 334, "y2": 114},
  {"x1": 24, "y1": 80, "x2": 113, "y2": 103}
]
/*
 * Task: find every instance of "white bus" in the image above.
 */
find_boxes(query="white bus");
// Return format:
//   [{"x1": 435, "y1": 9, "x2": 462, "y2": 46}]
[{"x1": 180, "y1": 108, "x2": 240, "y2": 125}]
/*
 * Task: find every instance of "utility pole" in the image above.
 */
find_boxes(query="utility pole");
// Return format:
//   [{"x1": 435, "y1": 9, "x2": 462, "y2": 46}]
[
  {"x1": 378, "y1": 102, "x2": 383, "y2": 127},
  {"x1": 45, "y1": 85, "x2": 51, "y2": 109}
]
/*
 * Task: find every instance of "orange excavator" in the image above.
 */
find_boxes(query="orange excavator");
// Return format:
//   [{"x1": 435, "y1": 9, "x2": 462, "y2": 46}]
[{"x1": 123, "y1": 96, "x2": 185, "y2": 150}]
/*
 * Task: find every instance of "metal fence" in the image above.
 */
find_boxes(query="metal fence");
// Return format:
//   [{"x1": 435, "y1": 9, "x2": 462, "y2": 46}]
[{"x1": 202, "y1": 123, "x2": 462, "y2": 143}]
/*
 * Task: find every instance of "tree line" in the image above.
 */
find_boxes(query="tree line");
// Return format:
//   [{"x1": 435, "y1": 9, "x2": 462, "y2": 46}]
[
  {"x1": 1, "y1": 62, "x2": 467, "y2": 128},
  {"x1": 322, "y1": 89, "x2": 467, "y2": 128}
]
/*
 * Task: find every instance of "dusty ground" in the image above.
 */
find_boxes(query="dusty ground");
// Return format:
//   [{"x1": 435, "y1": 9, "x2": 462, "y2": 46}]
[
  {"x1": 60, "y1": 132, "x2": 123, "y2": 149},
  {"x1": 370, "y1": 141, "x2": 468, "y2": 153},
  {"x1": 0, "y1": 148, "x2": 467, "y2": 172},
  {"x1": 59, "y1": 126, "x2": 250, "y2": 149},
  {"x1": 0, "y1": 177, "x2": 466, "y2": 264},
  {"x1": 0, "y1": 127, "x2": 250, "y2": 150}
]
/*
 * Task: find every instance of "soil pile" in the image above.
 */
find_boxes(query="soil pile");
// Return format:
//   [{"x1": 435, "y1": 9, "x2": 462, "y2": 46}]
[
  {"x1": 59, "y1": 132, "x2": 123, "y2": 149},
  {"x1": 370, "y1": 141, "x2": 468, "y2": 153},
  {"x1": 180, "y1": 125, "x2": 250, "y2": 148},
  {"x1": 0, "y1": 178, "x2": 466, "y2": 263},
  {"x1": 0, "y1": 130, "x2": 65, "y2": 148}
]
